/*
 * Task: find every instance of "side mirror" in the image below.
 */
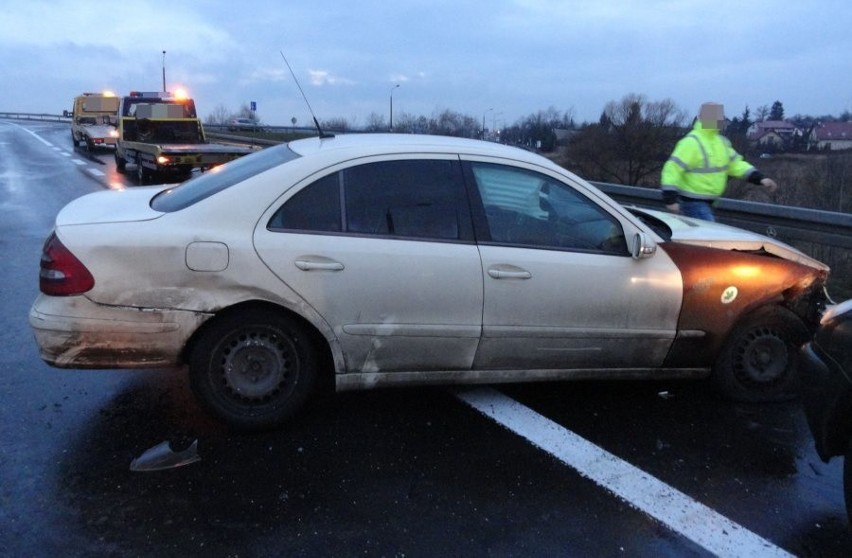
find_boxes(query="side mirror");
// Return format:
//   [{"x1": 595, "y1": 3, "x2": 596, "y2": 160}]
[{"x1": 631, "y1": 232, "x2": 657, "y2": 260}]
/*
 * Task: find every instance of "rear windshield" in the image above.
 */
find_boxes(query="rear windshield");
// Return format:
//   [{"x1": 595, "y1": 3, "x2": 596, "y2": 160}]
[{"x1": 151, "y1": 144, "x2": 299, "y2": 212}]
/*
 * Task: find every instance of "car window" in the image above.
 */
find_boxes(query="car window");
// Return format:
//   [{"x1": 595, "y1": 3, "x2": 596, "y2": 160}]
[
  {"x1": 471, "y1": 163, "x2": 627, "y2": 254},
  {"x1": 268, "y1": 173, "x2": 342, "y2": 232},
  {"x1": 151, "y1": 144, "x2": 299, "y2": 212},
  {"x1": 270, "y1": 159, "x2": 469, "y2": 241}
]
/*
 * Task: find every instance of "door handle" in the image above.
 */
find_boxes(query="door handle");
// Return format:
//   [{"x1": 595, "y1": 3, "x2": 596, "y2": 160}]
[
  {"x1": 295, "y1": 257, "x2": 345, "y2": 271},
  {"x1": 487, "y1": 266, "x2": 531, "y2": 279}
]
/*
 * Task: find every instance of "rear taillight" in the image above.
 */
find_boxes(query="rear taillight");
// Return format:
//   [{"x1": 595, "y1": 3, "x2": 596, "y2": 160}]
[{"x1": 39, "y1": 233, "x2": 95, "y2": 296}]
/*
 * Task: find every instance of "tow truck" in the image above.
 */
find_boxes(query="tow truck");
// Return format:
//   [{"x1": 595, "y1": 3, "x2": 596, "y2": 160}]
[
  {"x1": 115, "y1": 91, "x2": 256, "y2": 184},
  {"x1": 71, "y1": 92, "x2": 120, "y2": 151}
]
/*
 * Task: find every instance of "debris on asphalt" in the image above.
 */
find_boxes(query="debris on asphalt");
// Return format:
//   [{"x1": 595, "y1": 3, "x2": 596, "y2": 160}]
[{"x1": 130, "y1": 439, "x2": 201, "y2": 472}]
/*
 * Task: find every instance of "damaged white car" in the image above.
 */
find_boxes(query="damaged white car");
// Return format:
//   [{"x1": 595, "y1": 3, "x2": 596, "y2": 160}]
[{"x1": 30, "y1": 134, "x2": 830, "y2": 429}]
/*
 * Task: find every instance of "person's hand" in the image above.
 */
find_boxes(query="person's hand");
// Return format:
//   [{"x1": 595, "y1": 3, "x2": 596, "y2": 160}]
[
  {"x1": 761, "y1": 177, "x2": 778, "y2": 193},
  {"x1": 666, "y1": 203, "x2": 680, "y2": 213}
]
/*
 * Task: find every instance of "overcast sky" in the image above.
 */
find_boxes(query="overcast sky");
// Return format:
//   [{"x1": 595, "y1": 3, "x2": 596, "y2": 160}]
[{"x1": 1, "y1": 0, "x2": 850, "y2": 128}]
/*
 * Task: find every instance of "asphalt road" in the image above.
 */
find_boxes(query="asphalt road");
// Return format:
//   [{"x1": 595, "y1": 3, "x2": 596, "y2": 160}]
[{"x1": 1, "y1": 120, "x2": 851, "y2": 557}]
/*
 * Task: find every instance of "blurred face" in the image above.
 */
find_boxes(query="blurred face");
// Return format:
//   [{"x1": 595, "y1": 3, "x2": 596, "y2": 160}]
[{"x1": 699, "y1": 103, "x2": 725, "y2": 130}]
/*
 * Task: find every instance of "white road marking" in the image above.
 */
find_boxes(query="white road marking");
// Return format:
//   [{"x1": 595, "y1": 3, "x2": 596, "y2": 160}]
[
  {"x1": 455, "y1": 387, "x2": 793, "y2": 557},
  {"x1": 15, "y1": 124, "x2": 53, "y2": 147},
  {"x1": 15, "y1": 125, "x2": 108, "y2": 179}
]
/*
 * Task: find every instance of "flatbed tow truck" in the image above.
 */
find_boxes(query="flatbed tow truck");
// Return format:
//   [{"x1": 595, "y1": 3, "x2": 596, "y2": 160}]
[
  {"x1": 71, "y1": 92, "x2": 120, "y2": 151},
  {"x1": 115, "y1": 91, "x2": 256, "y2": 183}
]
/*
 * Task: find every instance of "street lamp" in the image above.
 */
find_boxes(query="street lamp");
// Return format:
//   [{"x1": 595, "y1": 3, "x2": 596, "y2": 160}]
[
  {"x1": 389, "y1": 84, "x2": 400, "y2": 132},
  {"x1": 482, "y1": 108, "x2": 493, "y2": 139}
]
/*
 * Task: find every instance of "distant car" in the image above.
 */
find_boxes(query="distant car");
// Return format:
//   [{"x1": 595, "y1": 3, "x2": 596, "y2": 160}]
[
  {"x1": 799, "y1": 298, "x2": 852, "y2": 524},
  {"x1": 29, "y1": 134, "x2": 829, "y2": 430},
  {"x1": 227, "y1": 118, "x2": 264, "y2": 132}
]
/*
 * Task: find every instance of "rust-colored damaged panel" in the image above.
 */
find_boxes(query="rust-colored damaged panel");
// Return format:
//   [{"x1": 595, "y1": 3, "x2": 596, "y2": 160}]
[{"x1": 659, "y1": 242, "x2": 827, "y2": 367}]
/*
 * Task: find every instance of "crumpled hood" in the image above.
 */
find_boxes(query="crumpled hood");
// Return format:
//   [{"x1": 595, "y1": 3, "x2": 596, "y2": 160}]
[{"x1": 637, "y1": 207, "x2": 829, "y2": 271}]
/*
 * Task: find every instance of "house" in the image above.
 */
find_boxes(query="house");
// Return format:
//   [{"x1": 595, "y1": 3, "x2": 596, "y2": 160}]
[
  {"x1": 747, "y1": 120, "x2": 802, "y2": 149},
  {"x1": 810, "y1": 122, "x2": 852, "y2": 151}
]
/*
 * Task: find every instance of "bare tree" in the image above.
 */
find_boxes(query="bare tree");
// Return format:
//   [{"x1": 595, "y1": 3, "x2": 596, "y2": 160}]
[
  {"x1": 428, "y1": 109, "x2": 479, "y2": 137},
  {"x1": 565, "y1": 94, "x2": 686, "y2": 185},
  {"x1": 394, "y1": 113, "x2": 429, "y2": 134},
  {"x1": 205, "y1": 103, "x2": 231, "y2": 125},
  {"x1": 755, "y1": 105, "x2": 770, "y2": 122},
  {"x1": 322, "y1": 117, "x2": 351, "y2": 132},
  {"x1": 365, "y1": 112, "x2": 387, "y2": 132}
]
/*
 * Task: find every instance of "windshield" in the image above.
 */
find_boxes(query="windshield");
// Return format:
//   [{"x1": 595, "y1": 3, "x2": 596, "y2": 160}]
[{"x1": 151, "y1": 144, "x2": 299, "y2": 212}]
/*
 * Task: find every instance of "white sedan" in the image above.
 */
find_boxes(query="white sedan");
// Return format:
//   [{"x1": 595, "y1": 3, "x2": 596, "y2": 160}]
[{"x1": 30, "y1": 134, "x2": 830, "y2": 429}]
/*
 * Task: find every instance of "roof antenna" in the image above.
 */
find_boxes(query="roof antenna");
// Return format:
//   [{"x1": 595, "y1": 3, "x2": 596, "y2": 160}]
[{"x1": 280, "y1": 51, "x2": 334, "y2": 139}]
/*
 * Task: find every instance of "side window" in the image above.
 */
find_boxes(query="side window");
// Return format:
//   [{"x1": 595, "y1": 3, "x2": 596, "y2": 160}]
[
  {"x1": 268, "y1": 173, "x2": 342, "y2": 232},
  {"x1": 344, "y1": 160, "x2": 465, "y2": 240},
  {"x1": 471, "y1": 163, "x2": 627, "y2": 254}
]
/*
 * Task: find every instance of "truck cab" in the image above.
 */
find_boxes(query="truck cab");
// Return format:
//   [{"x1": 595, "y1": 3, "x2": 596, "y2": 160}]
[
  {"x1": 117, "y1": 91, "x2": 203, "y2": 145},
  {"x1": 115, "y1": 91, "x2": 254, "y2": 184},
  {"x1": 71, "y1": 92, "x2": 120, "y2": 150}
]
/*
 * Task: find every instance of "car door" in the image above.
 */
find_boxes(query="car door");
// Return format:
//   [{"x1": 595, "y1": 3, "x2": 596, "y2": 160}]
[
  {"x1": 464, "y1": 161, "x2": 683, "y2": 370},
  {"x1": 254, "y1": 157, "x2": 484, "y2": 374}
]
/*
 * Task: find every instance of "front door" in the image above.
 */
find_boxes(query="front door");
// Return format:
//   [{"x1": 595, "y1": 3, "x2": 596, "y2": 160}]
[{"x1": 466, "y1": 162, "x2": 683, "y2": 370}]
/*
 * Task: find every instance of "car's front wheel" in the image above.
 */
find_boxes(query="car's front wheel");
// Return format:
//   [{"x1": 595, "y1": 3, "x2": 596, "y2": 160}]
[
  {"x1": 189, "y1": 308, "x2": 318, "y2": 430},
  {"x1": 713, "y1": 305, "x2": 809, "y2": 402}
]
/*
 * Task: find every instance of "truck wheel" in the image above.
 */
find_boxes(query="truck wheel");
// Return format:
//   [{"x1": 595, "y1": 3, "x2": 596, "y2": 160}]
[
  {"x1": 188, "y1": 308, "x2": 318, "y2": 430},
  {"x1": 115, "y1": 152, "x2": 126, "y2": 173},
  {"x1": 712, "y1": 305, "x2": 809, "y2": 402},
  {"x1": 136, "y1": 157, "x2": 152, "y2": 184},
  {"x1": 71, "y1": 132, "x2": 77, "y2": 146}
]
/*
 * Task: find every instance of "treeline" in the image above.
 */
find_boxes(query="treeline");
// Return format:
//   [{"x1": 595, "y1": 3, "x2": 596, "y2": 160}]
[{"x1": 208, "y1": 93, "x2": 851, "y2": 215}]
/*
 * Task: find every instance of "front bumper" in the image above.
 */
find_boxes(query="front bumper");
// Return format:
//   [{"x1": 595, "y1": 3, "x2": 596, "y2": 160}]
[{"x1": 29, "y1": 294, "x2": 210, "y2": 369}]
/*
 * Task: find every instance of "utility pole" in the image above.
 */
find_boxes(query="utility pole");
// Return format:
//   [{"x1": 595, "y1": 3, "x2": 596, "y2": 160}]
[{"x1": 162, "y1": 51, "x2": 167, "y2": 92}]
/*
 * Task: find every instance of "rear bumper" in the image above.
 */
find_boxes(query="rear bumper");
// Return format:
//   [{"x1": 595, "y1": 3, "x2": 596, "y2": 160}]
[{"x1": 29, "y1": 294, "x2": 210, "y2": 369}]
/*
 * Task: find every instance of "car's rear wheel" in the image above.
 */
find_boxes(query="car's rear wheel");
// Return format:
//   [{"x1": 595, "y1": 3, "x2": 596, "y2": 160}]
[
  {"x1": 713, "y1": 305, "x2": 809, "y2": 402},
  {"x1": 189, "y1": 308, "x2": 318, "y2": 430}
]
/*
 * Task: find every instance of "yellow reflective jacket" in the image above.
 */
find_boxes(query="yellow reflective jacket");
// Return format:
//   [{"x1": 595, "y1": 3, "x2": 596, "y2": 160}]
[{"x1": 661, "y1": 122, "x2": 755, "y2": 202}]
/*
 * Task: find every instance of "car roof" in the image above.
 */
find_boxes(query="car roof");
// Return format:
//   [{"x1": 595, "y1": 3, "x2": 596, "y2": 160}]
[{"x1": 287, "y1": 133, "x2": 556, "y2": 168}]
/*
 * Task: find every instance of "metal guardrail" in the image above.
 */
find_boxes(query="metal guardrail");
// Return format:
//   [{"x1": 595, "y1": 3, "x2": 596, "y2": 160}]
[
  {"x1": 592, "y1": 182, "x2": 852, "y2": 251},
  {"x1": 0, "y1": 111, "x2": 70, "y2": 123}
]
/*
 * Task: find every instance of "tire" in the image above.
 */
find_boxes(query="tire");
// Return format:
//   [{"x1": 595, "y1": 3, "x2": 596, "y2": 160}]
[
  {"x1": 713, "y1": 305, "x2": 809, "y2": 402},
  {"x1": 136, "y1": 157, "x2": 152, "y2": 184},
  {"x1": 189, "y1": 309, "x2": 318, "y2": 430},
  {"x1": 844, "y1": 441, "x2": 852, "y2": 527}
]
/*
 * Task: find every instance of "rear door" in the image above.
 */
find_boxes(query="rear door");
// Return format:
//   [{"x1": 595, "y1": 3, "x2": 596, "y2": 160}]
[{"x1": 254, "y1": 156, "x2": 484, "y2": 373}]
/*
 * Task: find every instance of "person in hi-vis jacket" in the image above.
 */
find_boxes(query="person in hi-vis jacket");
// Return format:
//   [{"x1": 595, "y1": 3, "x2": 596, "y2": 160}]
[{"x1": 661, "y1": 102, "x2": 777, "y2": 221}]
